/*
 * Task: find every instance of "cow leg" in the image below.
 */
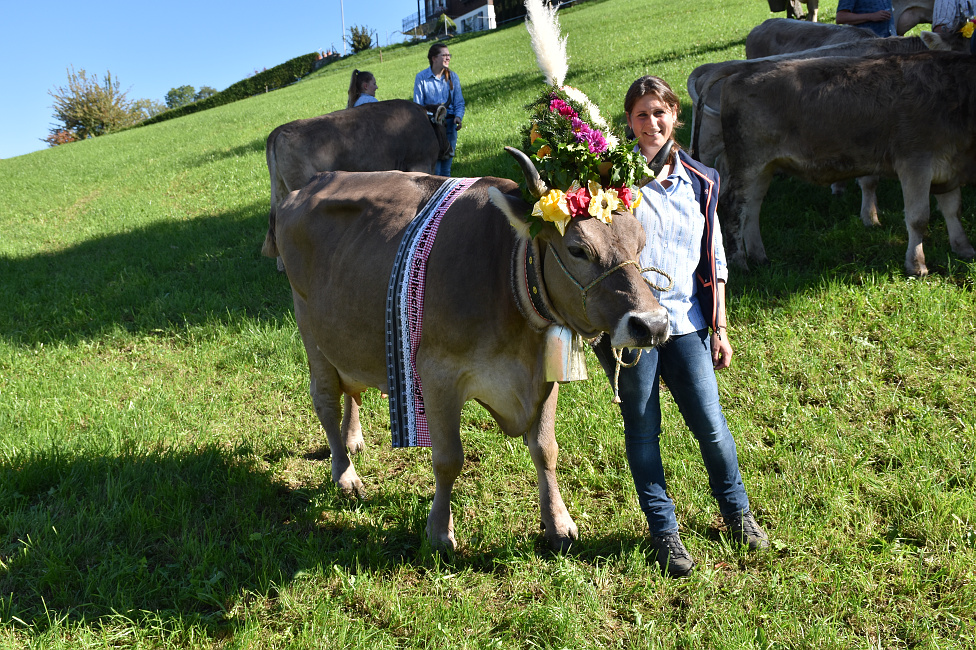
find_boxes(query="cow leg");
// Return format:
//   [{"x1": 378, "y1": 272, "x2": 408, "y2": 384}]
[
  {"x1": 294, "y1": 298, "x2": 366, "y2": 498},
  {"x1": 421, "y1": 385, "x2": 465, "y2": 551},
  {"x1": 739, "y1": 170, "x2": 773, "y2": 267},
  {"x1": 526, "y1": 382, "x2": 578, "y2": 552},
  {"x1": 341, "y1": 394, "x2": 366, "y2": 454},
  {"x1": 830, "y1": 181, "x2": 846, "y2": 196},
  {"x1": 935, "y1": 188, "x2": 976, "y2": 260},
  {"x1": 897, "y1": 167, "x2": 933, "y2": 276},
  {"x1": 857, "y1": 175, "x2": 881, "y2": 227}
]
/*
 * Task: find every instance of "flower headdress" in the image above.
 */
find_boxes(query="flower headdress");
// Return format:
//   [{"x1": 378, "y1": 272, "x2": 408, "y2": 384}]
[
  {"x1": 519, "y1": 0, "x2": 652, "y2": 236},
  {"x1": 961, "y1": 15, "x2": 976, "y2": 38}
]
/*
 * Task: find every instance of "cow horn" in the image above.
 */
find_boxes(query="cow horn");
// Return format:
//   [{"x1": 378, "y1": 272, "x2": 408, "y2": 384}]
[{"x1": 505, "y1": 146, "x2": 548, "y2": 199}]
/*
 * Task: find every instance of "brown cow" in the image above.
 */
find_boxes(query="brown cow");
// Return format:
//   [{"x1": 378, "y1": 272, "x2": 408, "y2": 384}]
[
  {"x1": 264, "y1": 99, "x2": 450, "y2": 266},
  {"x1": 715, "y1": 50, "x2": 976, "y2": 275},
  {"x1": 691, "y1": 30, "x2": 957, "y2": 227},
  {"x1": 263, "y1": 149, "x2": 670, "y2": 551},
  {"x1": 745, "y1": 18, "x2": 877, "y2": 59}
]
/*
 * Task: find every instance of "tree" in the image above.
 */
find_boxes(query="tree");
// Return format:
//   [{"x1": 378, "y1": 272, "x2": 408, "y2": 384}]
[
  {"x1": 47, "y1": 66, "x2": 137, "y2": 141},
  {"x1": 165, "y1": 85, "x2": 197, "y2": 109},
  {"x1": 194, "y1": 86, "x2": 217, "y2": 102},
  {"x1": 130, "y1": 98, "x2": 168, "y2": 122},
  {"x1": 346, "y1": 25, "x2": 375, "y2": 53},
  {"x1": 435, "y1": 14, "x2": 457, "y2": 36}
]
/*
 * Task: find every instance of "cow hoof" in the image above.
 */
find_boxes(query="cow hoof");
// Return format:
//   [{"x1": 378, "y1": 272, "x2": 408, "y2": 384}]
[
  {"x1": 346, "y1": 435, "x2": 365, "y2": 455},
  {"x1": 542, "y1": 519, "x2": 579, "y2": 553},
  {"x1": 335, "y1": 470, "x2": 366, "y2": 500},
  {"x1": 426, "y1": 529, "x2": 458, "y2": 553}
]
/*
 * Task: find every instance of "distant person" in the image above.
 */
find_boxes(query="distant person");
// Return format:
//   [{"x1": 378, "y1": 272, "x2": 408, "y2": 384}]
[
  {"x1": 932, "y1": 0, "x2": 976, "y2": 33},
  {"x1": 348, "y1": 70, "x2": 378, "y2": 108},
  {"x1": 413, "y1": 43, "x2": 465, "y2": 176},
  {"x1": 836, "y1": 0, "x2": 894, "y2": 36}
]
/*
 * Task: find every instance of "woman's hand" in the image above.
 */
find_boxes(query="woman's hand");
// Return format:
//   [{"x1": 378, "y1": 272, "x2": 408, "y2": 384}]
[{"x1": 711, "y1": 329, "x2": 732, "y2": 370}]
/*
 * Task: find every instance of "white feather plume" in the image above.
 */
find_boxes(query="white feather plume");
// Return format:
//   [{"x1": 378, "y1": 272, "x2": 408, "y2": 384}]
[{"x1": 524, "y1": 0, "x2": 568, "y2": 87}]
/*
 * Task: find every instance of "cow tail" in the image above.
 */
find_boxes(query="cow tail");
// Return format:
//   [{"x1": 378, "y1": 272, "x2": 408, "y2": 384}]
[{"x1": 261, "y1": 131, "x2": 280, "y2": 259}]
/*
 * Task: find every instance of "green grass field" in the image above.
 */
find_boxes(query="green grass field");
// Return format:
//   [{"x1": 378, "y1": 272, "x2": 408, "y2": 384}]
[{"x1": 1, "y1": 0, "x2": 975, "y2": 647}]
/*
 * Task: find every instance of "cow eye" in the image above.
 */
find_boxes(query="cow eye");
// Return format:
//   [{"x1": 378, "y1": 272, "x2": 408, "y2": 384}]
[{"x1": 567, "y1": 245, "x2": 588, "y2": 260}]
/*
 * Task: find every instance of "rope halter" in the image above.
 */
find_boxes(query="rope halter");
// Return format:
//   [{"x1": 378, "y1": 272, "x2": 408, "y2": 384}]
[{"x1": 545, "y1": 244, "x2": 674, "y2": 404}]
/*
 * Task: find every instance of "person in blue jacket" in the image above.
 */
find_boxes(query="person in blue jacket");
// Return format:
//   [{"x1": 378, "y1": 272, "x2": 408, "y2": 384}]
[
  {"x1": 593, "y1": 75, "x2": 769, "y2": 578},
  {"x1": 413, "y1": 43, "x2": 465, "y2": 176}
]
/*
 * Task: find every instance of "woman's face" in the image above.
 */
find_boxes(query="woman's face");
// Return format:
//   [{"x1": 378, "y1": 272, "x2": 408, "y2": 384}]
[
  {"x1": 363, "y1": 77, "x2": 378, "y2": 96},
  {"x1": 431, "y1": 48, "x2": 451, "y2": 72},
  {"x1": 626, "y1": 94, "x2": 677, "y2": 159}
]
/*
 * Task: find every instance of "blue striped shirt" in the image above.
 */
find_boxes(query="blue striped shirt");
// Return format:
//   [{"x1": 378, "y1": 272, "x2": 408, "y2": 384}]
[
  {"x1": 413, "y1": 68, "x2": 465, "y2": 120},
  {"x1": 635, "y1": 160, "x2": 728, "y2": 337}
]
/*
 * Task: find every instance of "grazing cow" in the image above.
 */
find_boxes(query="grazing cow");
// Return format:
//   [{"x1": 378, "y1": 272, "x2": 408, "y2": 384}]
[
  {"x1": 714, "y1": 50, "x2": 976, "y2": 275},
  {"x1": 262, "y1": 148, "x2": 670, "y2": 551},
  {"x1": 692, "y1": 30, "x2": 956, "y2": 227}
]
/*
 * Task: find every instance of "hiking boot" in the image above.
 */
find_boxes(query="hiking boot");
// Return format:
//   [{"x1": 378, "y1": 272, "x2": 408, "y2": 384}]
[
  {"x1": 723, "y1": 511, "x2": 770, "y2": 550},
  {"x1": 649, "y1": 532, "x2": 695, "y2": 578}
]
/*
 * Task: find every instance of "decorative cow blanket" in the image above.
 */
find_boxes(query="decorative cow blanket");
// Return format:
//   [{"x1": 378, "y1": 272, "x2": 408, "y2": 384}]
[{"x1": 386, "y1": 177, "x2": 478, "y2": 448}]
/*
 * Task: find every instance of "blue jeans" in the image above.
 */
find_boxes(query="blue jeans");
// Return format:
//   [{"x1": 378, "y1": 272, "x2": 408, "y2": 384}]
[
  {"x1": 594, "y1": 331, "x2": 752, "y2": 536},
  {"x1": 435, "y1": 121, "x2": 458, "y2": 176}
]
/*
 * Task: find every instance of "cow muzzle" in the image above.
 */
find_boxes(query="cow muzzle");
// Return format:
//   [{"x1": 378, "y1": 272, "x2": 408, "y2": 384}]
[{"x1": 610, "y1": 308, "x2": 670, "y2": 350}]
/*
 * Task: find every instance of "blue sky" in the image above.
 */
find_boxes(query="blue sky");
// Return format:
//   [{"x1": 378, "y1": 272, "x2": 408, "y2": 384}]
[{"x1": 0, "y1": 0, "x2": 419, "y2": 159}]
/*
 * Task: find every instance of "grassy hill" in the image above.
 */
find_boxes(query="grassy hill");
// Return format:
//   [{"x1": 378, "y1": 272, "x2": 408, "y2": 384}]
[{"x1": 1, "y1": 0, "x2": 974, "y2": 647}]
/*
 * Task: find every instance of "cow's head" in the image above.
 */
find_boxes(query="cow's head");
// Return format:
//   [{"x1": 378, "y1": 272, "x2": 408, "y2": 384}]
[
  {"x1": 490, "y1": 147, "x2": 669, "y2": 349},
  {"x1": 429, "y1": 105, "x2": 452, "y2": 161}
]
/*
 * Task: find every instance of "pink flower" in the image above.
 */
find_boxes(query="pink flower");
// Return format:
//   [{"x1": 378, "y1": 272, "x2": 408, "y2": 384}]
[{"x1": 550, "y1": 98, "x2": 577, "y2": 118}]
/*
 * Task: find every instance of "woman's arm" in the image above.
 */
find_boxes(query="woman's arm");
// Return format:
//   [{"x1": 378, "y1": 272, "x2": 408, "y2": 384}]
[{"x1": 711, "y1": 280, "x2": 732, "y2": 370}]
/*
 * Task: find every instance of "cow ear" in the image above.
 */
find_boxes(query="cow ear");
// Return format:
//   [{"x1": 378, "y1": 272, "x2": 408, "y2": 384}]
[
  {"x1": 919, "y1": 31, "x2": 950, "y2": 50},
  {"x1": 488, "y1": 186, "x2": 533, "y2": 240},
  {"x1": 435, "y1": 105, "x2": 447, "y2": 125}
]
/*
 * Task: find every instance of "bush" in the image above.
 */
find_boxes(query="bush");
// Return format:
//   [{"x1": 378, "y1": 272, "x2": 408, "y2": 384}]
[
  {"x1": 47, "y1": 67, "x2": 138, "y2": 141},
  {"x1": 138, "y1": 53, "x2": 319, "y2": 128}
]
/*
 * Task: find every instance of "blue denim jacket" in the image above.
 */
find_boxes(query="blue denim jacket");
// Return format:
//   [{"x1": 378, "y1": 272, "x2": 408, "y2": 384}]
[{"x1": 413, "y1": 68, "x2": 465, "y2": 120}]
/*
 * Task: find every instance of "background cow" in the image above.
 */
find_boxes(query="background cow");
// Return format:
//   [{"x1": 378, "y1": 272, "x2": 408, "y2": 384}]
[
  {"x1": 262, "y1": 150, "x2": 670, "y2": 552},
  {"x1": 690, "y1": 30, "x2": 956, "y2": 228},
  {"x1": 715, "y1": 50, "x2": 976, "y2": 275},
  {"x1": 745, "y1": 17, "x2": 876, "y2": 59},
  {"x1": 265, "y1": 99, "x2": 450, "y2": 268},
  {"x1": 894, "y1": 0, "x2": 933, "y2": 34}
]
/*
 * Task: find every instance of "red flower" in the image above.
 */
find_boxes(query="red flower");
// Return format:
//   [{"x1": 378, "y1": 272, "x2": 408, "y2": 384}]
[
  {"x1": 565, "y1": 186, "x2": 591, "y2": 217},
  {"x1": 616, "y1": 186, "x2": 633, "y2": 209}
]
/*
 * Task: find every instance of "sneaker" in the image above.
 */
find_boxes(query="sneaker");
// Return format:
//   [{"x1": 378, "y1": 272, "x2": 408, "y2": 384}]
[
  {"x1": 649, "y1": 532, "x2": 695, "y2": 578},
  {"x1": 723, "y1": 511, "x2": 770, "y2": 550}
]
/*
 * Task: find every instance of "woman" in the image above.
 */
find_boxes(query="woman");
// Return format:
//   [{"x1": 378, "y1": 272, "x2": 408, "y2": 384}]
[
  {"x1": 413, "y1": 44, "x2": 465, "y2": 176},
  {"x1": 594, "y1": 75, "x2": 768, "y2": 578},
  {"x1": 347, "y1": 69, "x2": 378, "y2": 108}
]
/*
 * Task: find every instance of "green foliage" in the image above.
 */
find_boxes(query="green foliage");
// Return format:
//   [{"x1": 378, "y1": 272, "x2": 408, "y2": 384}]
[
  {"x1": 130, "y1": 97, "x2": 167, "y2": 122},
  {"x1": 346, "y1": 25, "x2": 375, "y2": 53},
  {"x1": 194, "y1": 85, "x2": 217, "y2": 102},
  {"x1": 2, "y1": 0, "x2": 976, "y2": 646},
  {"x1": 47, "y1": 66, "x2": 138, "y2": 140},
  {"x1": 138, "y1": 53, "x2": 319, "y2": 128},
  {"x1": 165, "y1": 84, "x2": 197, "y2": 109}
]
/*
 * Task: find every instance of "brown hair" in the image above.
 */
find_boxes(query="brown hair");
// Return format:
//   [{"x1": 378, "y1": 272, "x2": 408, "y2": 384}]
[
  {"x1": 347, "y1": 69, "x2": 375, "y2": 109},
  {"x1": 427, "y1": 43, "x2": 449, "y2": 67},
  {"x1": 623, "y1": 75, "x2": 683, "y2": 152}
]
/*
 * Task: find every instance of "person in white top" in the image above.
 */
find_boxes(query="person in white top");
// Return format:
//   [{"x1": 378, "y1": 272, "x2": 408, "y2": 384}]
[{"x1": 347, "y1": 69, "x2": 378, "y2": 108}]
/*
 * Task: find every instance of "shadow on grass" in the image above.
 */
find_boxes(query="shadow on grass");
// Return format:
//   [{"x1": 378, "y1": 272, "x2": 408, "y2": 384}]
[
  {"x1": 0, "y1": 201, "x2": 292, "y2": 347},
  {"x1": 0, "y1": 443, "x2": 648, "y2": 633}
]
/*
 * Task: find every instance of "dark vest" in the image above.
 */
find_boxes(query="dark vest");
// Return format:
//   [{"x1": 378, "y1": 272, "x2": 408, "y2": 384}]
[{"x1": 676, "y1": 149, "x2": 721, "y2": 332}]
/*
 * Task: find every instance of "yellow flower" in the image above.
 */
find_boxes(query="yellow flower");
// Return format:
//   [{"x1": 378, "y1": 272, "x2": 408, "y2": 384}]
[
  {"x1": 536, "y1": 144, "x2": 552, "y2": 159},
  {"x1": 530, "y1": 122, "x2": 541, "y2": 143},
  {"x1": 532, "y1": 189, "x2": 571, "y2": 235},
  {"x1": 631, "y1": 188, "x2": 642, "y2": 211},
  {"x1": 963, "y1": 20, "x2": 975, "y2": 38},
  {"x1": 587, "y1": 181, "x2": 620, "y2": 225}
]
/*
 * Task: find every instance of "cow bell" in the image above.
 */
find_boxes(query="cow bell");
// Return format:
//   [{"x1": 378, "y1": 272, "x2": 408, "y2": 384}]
[{"x1": 544, "y1": 324, "x2": 588, "y2": 382}]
